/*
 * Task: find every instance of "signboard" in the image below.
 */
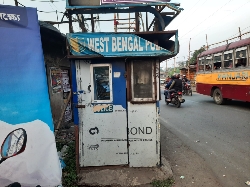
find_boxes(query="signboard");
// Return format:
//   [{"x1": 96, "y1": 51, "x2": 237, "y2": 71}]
[
  {"x1": 0, "y1": 5, "x2": 61, "y2": 186},
  {"x1": 101, "y1": 0, "x2": 170, "y2": 4},
  {"x1": 67, "y1": 33, "x2": 173, "y2": 57},
  {"x1": 69, "y1": 0, "x2": 100, "y2": 6},
  {"x1": 68, "y1": 0, "x2": 170, "y2": 6}
]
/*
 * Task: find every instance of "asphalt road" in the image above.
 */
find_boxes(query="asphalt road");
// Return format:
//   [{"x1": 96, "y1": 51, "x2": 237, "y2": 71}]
[{"x1": 160, "y1": 91, "x2": 250, "y2": 187}]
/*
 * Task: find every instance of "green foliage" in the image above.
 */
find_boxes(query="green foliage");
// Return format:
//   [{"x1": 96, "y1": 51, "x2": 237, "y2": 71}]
[
  {"x1": 167, "y1": 68, "x2": 180, "y2": 77},
  {"x1": 57, "y1": 141, "x2": 78, "y2": 187},
  {"x1": 151, "y1": 178, "x2": 175, "y2": 187},
  {"x1": 189, "y1": 46, "x2": 206, "y2": 65}
]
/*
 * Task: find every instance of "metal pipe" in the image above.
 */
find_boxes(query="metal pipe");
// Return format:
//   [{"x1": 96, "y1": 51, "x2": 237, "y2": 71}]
[
  {"x1": 188, "y1": 38, "x2": 191, "y2": 79},
  {"x1": 69, "y1": 6, "x2": 166, "y2": 31},
  {"x1": 91, "y1": 14, "x2": 95, "y2": 32}
]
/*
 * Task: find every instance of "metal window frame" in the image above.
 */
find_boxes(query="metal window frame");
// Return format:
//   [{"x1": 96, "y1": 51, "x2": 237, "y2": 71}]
[
  {"x1": 130, "y1": 60, "x2": 156, "y2": 103},
  {"x1": 90, "y1": 64, "x2": 113, "y2": 103}
]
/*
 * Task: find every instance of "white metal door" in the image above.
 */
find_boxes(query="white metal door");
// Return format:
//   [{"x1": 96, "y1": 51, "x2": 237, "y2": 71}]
[{"x1": 76, "y1": 60, "x2": 128, "y2": 167}]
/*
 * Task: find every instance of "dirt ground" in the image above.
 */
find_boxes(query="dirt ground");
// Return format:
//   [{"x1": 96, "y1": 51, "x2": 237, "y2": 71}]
[{"x1": 161, "y1": 124, "x2": 222, "y2": 187}]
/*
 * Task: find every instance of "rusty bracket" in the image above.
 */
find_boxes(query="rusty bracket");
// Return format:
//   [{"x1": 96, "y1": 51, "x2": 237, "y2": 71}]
[{"x1": 75, "y1": 105, "x2": 85, "y2": 108}]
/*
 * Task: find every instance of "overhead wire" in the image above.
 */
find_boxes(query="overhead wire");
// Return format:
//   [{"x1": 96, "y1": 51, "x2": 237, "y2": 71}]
[
  {"x1": 193, "y1": 0, "x2": 250, "y2": 42},
  {"x1": 176, "y1": 0, "x2": 209, "y2": 28},
  {"x1": 179, "y1": 0, "x2": 235, "y2": 39}
]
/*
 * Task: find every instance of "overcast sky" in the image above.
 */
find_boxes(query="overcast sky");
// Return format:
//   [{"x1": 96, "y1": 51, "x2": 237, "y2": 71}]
[{"x1": 4, "y1": 0, "x2": 250, "y2": 69}]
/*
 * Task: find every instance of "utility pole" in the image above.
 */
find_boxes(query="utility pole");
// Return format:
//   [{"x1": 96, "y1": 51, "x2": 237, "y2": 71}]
[
  {"x1": 188, "y1": 38, "x2": 191, "y2": 79},
  {"x1": 14, "y1": 0, "x2": 18, "y2": 6},
  {"x1": 206, "y1": 34, "x2": 208, "y2": 50},
  {"x1": 174, "y1": 57, "x2": 176, "y2": 72},
  {"x1": 239, "y1": 27, "x2": 242, "y2": 40}
]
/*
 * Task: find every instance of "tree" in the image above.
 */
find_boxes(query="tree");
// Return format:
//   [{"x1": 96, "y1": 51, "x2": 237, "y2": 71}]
[
  {"x1": 177, "y1": 61, "x2": 187, "y2": 68},
  {"x1": 189, "y1": 46, "x2": 206, "y2": 65}
]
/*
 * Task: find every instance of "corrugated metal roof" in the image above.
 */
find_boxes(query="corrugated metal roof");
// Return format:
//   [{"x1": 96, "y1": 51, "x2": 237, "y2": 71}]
[
  {"x1": 198, "y1": 37, "x2": 250, "y2": 57},
  {"x1": 39, "y1": 21, "x2": 65, "y2": 38}
]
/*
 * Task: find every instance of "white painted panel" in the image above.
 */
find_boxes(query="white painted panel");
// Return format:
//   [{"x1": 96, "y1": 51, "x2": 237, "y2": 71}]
[
  {"x1": 128, "y1": 103, "x2": 160, "y2": 167},
  {"x1": 76, "y1": 60, "x2": 128, "y2": 167},
  {"x1": 214, "y1": 53, "x2": 222, "y2": 57},
  {"x1": 75, "y1": 60, "x2": 91, "y2": 167},
  {"x1": 156, "y1": 61, "x2": 160, "y2": 101},
  {"x1": 224, "y1": 50, "x2": 233, "y2": 54},
  {"x1": 235, "y1": 46, "x2": 247, "y2": 52},
  {"x1": 80, "y1": 105, "x2": 128, "y2": 166}
]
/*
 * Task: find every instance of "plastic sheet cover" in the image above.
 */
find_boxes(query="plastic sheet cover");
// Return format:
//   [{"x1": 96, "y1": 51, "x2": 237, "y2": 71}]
[{"x1": 0, "y1": 5, "x2": 62, "y2": 187}]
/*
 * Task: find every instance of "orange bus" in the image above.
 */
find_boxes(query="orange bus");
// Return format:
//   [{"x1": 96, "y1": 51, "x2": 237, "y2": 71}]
[{"x1": 196, "y1": 37, "x2": 250, "y2": 104}]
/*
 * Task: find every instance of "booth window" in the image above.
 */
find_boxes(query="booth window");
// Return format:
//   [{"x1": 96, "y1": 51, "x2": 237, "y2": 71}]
[
  {"x1": 131, "y1": 61, "x2": 154, "y2": 102},
  {"x1": 92, "y1": 64, "x2": 112, "y2": 102}
]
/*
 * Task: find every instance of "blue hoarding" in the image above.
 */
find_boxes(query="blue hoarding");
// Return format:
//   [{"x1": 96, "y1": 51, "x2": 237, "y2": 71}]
[{"x1": 0, "y1": 5, "x2": 61, "y2": 186}]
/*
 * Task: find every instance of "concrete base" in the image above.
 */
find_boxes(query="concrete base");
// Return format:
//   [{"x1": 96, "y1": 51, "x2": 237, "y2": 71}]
[{"x1": 78, "y1": 157, "x2": 173, "y2": 187}]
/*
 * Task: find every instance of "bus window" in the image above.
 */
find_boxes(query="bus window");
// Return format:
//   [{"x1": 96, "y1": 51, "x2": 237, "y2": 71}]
[
  {"x1": 235, "y1": 48, "x2": 247, "y2": 68},
  {"x1": 205, "y1": 56, "x2": 212, "y2": 71},
  {"x1": 199, "y1": 58, "x2": 204, "y2": 71},
  {"x1": 214, "y1": 62, "x2": 221, "y2": 70},
  {"x1": 213, "y1": 53, "x2": 222, "y2": 70},
  {"x1": 224, "y1": 52, "x2": 233, "y2": 69}
]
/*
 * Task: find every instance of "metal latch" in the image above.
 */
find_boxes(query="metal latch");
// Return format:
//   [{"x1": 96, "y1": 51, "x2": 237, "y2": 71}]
[
  {"x1": 75, "y1": 105, "x2": 85, "y2": 108},
  {"x1": 73, "y1": 90, "x2": 85, "y2": 95}
]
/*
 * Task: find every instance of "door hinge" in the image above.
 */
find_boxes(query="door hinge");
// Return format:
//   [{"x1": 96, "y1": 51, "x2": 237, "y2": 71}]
[{"x1": 124, "y1": 72, "x2": 127, "y2": 78}]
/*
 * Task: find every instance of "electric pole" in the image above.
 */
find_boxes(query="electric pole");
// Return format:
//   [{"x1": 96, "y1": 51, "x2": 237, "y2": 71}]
[{"x1": 188, "y1": 38, "x2": 191, "y2": 79}]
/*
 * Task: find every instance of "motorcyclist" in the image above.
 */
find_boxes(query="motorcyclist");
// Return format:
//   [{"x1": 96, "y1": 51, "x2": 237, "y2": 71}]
[
  {"x1": 164, "y1": 75, "x2": 175, "y2": 99},
  {"x1": 167, "y1": 74, "x2": 183, "y2": 101},
  {"x1": 182, "y1": 75, "x2": 189, "y2": 93},
  {"x1": 182, "y1": 75, "x2": 189, "y2": 82}
]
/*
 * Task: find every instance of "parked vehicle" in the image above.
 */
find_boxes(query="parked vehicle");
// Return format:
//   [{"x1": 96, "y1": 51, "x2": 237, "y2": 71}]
[
  {"x1": 183, "y1": 81, "x2": 192, "y2": 96},
  {"x1": 165, "y1": 91, "x2": 185, "y2": 108}
]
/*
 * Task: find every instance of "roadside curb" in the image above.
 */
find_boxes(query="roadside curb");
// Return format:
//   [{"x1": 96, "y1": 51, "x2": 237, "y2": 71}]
[{"x1": 78, "y1": 156, "x2": 173, "y2": 187}]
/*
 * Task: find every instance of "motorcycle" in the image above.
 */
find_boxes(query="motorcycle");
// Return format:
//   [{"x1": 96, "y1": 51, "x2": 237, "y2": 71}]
[
  {"x1": 165, "y1": 90, "x2": 185, "y2": 108},
  {"x1": 182, "y1": 81, "x2": 192, "y2": 96}
]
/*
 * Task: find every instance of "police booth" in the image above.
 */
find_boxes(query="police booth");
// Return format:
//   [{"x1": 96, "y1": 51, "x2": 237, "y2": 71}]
[{"x1": 66, "y1": 0, "x2": 182, "y2": 168}]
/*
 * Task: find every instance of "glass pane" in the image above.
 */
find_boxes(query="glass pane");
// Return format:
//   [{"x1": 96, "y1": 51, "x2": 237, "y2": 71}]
[
  {"x1": 224, "y1": 53, "x2": 232, "y2": 61},
  {"x1": 205, "y1": 64, "x2": 212, "y2": 71},
  {"x1": 236, "y1": 50, "x2": 246, "y2": 59},
  {"x1": 199, "y1": 65, "x2": 204, "y2": 71},
  {"x1": 133, "y1": 62, "x2": 153, "y2": 99},
  {"x1": 214, "y1": 55, "x2": 221, "y2": 62},
  {"x1": 214, "y1": 62, "x2": 221, "y2": 70},
  {"x1": 93, "y1": 66, "x2": 110, "y2": 100},
  {"x1": 235, "y1": 58, "x2": 247, "y2": 68},
  {"x1": 206, "y1": 59, "x2": 212, "y2": 64},
  {"x1": 224, "y1": 60, "x2": 233, "y2": 69}
]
